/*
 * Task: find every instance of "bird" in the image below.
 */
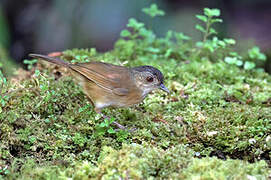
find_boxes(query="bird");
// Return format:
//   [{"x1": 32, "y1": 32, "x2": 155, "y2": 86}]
[{"x1": 29, "y1": 54, "x2": 169, "y2": 129}]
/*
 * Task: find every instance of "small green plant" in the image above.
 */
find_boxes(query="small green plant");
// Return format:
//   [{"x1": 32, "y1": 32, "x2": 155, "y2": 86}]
[
  {"x1": 195, "y1": 8, "x2": 222, "y2": 42},
  {"x1": 224, "y1": 53, "x2": 243, "y2": 67},
  {"x1": 120, "y1": 18, "x2": 146, "y2": 40},
  {"x1": 195, "y1": 8, "x2": 234, "y2": 57},
  {"x1": 0, "y1": 165, "x2": 10, "y2": 177},
  {"x1": 195, "y1": 8, "x2": 266, "y2": 70},
  {"x1": 118, "y1": 3, "x2": 192, "y2": 62},
  {"x1": 72, "y1": 133, "x2": 88, "y2": 147},
  {"x1": 223, "y1": 46, "x2": 266, "y2": 70},
  {"x1": 95, "y1": 117, "x2": 116, "y2": 136},
  {"x1": 142, "y1": 3, "x2": 165, "y2": 18},
  {"x1": 244, "y1": 46, "x2": 266, "y2": 70},
  {"x1": 23, "y1": 59, "x2": 37, "y2": 70}
]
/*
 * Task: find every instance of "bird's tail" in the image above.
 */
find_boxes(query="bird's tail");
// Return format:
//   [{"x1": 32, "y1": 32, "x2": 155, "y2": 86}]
[{"x1": 29, "y1": 54, "x2": 69, "y2": 67}]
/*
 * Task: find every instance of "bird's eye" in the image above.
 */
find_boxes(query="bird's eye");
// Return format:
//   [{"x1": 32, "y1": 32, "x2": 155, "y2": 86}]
[{"x1": 146, "y1": 76, "x2": 154, "y2": 82}]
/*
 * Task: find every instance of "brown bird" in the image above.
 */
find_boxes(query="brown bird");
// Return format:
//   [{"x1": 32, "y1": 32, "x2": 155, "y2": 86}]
[{"x1": 29, "y1": 54, "x2": 169, "y2": 129}]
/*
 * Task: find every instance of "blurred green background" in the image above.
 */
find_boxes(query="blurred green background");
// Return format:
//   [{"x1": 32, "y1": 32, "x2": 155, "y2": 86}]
[{"x1": 0, "y1": 0, "x2": 271, "y2": 75}]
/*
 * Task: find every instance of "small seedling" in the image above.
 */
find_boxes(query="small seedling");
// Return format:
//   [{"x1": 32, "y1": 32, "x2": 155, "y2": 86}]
[
  {"x1": 142, "y1": 3, "x2": 165, "y2": 18},
  {"x1": 95, "y1": 117, "x2": 116, "y2": 136},
  {"x1": 71, "y1": 55, "x2": 90, "y2": 63},
  {"x1": 23, "y1": 59, "x2": 37, "y2": 70},
  {"x1": 195, "y1": 8, "x2": 222, "y2": 42}
]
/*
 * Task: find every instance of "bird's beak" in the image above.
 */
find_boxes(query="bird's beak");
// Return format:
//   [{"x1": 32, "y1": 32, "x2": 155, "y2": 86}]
[{"x1": 159, "y1": 84, "x2": 170, "y2": 94}]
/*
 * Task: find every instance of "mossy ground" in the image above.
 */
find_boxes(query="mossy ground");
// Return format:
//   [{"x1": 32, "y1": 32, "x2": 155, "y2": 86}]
[{"x1": 0, "y1": 46, "x2": 271, "y2": 179}]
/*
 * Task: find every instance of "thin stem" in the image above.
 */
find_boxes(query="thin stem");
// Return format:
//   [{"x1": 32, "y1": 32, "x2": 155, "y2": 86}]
[{"x1": 203, "y1": 17, "x2": 211, "y2": 42}]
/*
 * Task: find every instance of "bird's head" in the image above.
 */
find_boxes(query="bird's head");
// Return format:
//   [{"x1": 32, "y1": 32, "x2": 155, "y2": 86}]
[{"x1": 132, "y1": 65, "x2": 170, "y2": 96}]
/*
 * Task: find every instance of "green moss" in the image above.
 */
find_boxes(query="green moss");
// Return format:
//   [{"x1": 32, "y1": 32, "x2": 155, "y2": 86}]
[
  {"x1": 1, "y1": 48, "x2": 271, "y2": 178},
  {"x1": 5, "y1": 144, "x2": 269, "y2": 179}
]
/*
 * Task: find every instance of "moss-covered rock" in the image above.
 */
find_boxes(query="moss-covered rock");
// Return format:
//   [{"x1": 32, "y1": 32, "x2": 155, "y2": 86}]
[{"x1": 1, "y1": 49, "x2": 271, "y2": 179}]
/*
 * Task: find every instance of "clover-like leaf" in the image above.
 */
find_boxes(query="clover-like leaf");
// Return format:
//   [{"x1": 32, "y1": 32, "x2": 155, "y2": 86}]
[
  {"x1": 248, "y1": 46, "x2": 266, "y2": 61},
  {"x1": 120, "y1": 29, "x2": 131, "y2": 37},
  {"x1": 107, "y1": 128, "x2": 116, "y2": 134},
  {"x1": 244, "y1": 61, "x2": 256, "y2": 70},
  {"x1": 225, "y1": 57, "x2": 238, "y2": 65},
  {"x1": 127, "y1": 18, "x2": 144, "y2": 30},
  {"x1": 99, "y1": 122, "x2": 106, "y2": 128},
  {"x1": 142, "y1": 4, "x2": 165, "y2": 18},
  {"x1": 224, "y1": 38, "x2": 236, "y2": 45}
]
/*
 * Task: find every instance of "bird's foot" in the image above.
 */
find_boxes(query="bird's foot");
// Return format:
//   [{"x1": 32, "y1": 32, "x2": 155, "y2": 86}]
[{"x1": 112, "y1": 121, "x2": 136, "y2": 133}]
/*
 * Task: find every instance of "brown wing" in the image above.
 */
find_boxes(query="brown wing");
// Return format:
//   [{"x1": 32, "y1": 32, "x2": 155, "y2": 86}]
[{"x1": 70, "y1": 62, "x2": 132, "y2": 95}]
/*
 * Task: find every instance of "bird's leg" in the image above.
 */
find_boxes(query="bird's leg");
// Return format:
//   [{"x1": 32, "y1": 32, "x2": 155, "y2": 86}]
[
  {"x1": 101, "y1": 114, "x2": 136, "y2": 132},
  {"x1": 95, "y1": 108, "x2": 136, "y2": 132},
  {"x1": 102, "y1": 115, "x2": 124, "y2": 129}
]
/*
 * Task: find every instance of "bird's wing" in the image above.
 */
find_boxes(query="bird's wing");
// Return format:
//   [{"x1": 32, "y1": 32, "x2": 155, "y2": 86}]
[{"x1": 70, "y1": 62, "x2": 131, "y2": 95}]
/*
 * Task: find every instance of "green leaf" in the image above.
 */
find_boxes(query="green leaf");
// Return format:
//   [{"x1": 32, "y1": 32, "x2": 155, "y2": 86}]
[
  {"x1": 29, "y1": 136, "x2": 36, "y2": 144},
  {"x1": 139, "y1": 28, "x2": 155, "y2": 41},
  {"x1": 196, "y1": 15, "x2": 207, "y2": 22},
  {"x1": 224, "y1": 57, "x2": 237, "y2": 64},
  {"x1": 34, "y1": 70, "x2": 40, "y2": 76},
  {"x1": 209, "y1": 28, "x2": 217, "y2": 35},
  {"x1": 0, "y1": 98, "x2": 6, "y2": 107},
  {"x1": 165, "y1": 49, "x2": 173, "y2": 58},
  {"x1": 206, "y1": 44, "x2": 215, "y2": 53},
  {"x1": 196, "y1": 41, "x2": 203, "y2": 48},
  {"x1": 195, "y1": 24, "x2": 206, "y2": 33},
  {"x1": 224, "y1": 38, "x2": 236, "y2": 45},
  {"x1": 211, "y1": 18, "x2": 223, "y2": 23},
  {"x1": 258, "y1": 53, "x2": 266, "y2": 61},
  {"x1": 23, "y1": 59, "x2": 37, "y2": 65},
  {"x1": 99, "y1": 122, "x2": 106, "y2": 128},
  {"x1": 244, "y1": 61, "x2": 256, "y2": 70},
  {"x1": 120, "y1": 29, "x2": 131, "y2": 37},
  {"x1": 248, "y1": 46, "x2": 266, "y2": 61},
  {"x1": 23, "y1": 59, "x2": 38, "y2": 70},
  {"x1": 175, "y1": 32, "x2": 190, "y2": 41},
  {"x1": 127, "y1": 18, "x2": 144, "y2": 30},
  {"x1": 236, "y1": 60, "x2": 243, "y2": 66},
  {"x1": 229, "y1": 52, "x2": 238, "y2": 56},
  {"x1": 78, "y1": 108, "x2": 84, "y2": 113},
  {"x1": 256, "y1": 68, "x2": 265, "y2": 72},
  {"x1": 146, "y1": 47, "x2": 160, "y2": 53},
  {"x1": 109, "y1": 117, "x2": 115, "y2": 124},
  {"x1": 107, "y1": 128, "x2": 115, "y2": 134},
  {"x1": 217, "y1": 40, "x2": 225, "y2": 47},
  {"x1": 44, "y1": 119, "x2": 50, "y2": 123},
  {"x1": 204, "y1": 8, "x2": 220, "y2": 17}
]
